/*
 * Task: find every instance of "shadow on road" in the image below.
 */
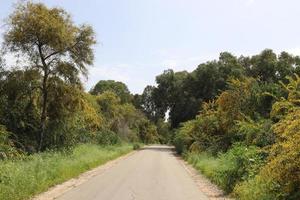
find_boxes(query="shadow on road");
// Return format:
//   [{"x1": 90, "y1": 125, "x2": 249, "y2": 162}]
[{"x1": 141, "y1": 145, "x2": 175, "y2": 152}]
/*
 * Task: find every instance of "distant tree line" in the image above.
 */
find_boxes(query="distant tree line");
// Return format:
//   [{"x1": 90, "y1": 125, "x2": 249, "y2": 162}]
[{"x1": 138, "y1": 50, "x2": 300, "y2": 128}]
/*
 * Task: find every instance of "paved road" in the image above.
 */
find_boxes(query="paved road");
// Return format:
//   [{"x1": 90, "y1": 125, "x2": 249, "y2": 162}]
[{"x1": 57, "y1": 145, "x2": 209, "y2": 200}]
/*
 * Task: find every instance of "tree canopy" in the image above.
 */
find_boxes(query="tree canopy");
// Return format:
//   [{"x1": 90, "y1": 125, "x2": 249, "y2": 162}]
[
  {"x1": 0, "y1": 2, "x2": 158, "y2": 152},
  {"x1": 138, "y1": 50, "x2": 300, "y2": 128},
  {"x1": 3, "y1": 2, "x2": 96, "y2": 150},
  {"x1": 90, "y1": 80, "x2": 132, "y2": 103},
  {"x1": 0, "y1": 2, "x2": 300, "y2": 199}
]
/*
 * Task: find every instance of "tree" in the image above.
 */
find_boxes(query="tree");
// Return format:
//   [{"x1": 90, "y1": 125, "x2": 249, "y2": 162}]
[
  {"x1": 276, "y1": 52, "x2": 295, "y2": 83},
  {"x1": 90, "y1": 80, "x2": 131, "y2": 103},
  {"x1": 3, "y1": 2, "x2": 96, "y2": 150},
  {"x1": 154, "y1": 69, "x2": 199, "y2": 128},
  {"x1": 249, "y1": 49, "x2": 277, "y2": 82},
  {"x1": 96, "y1": 91, "x2": 121, "y2": 121},
  {"x1": 139, "y1": 85, "x2": 161, "y2": 121},
  {"x1": 0, "y1": 69, "x2": 41, "y2": 149}
]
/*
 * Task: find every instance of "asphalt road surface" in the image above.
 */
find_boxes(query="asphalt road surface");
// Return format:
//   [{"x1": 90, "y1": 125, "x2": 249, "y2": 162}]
[{"x1": 57, "y1": 145, "x2": 209, "y2": 200}]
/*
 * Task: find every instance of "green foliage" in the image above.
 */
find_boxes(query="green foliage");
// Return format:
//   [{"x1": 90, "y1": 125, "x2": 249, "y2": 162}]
[
  {"x1": 173, "y1": 125, "x2": 191, "y2": 154},
  {"x1": 181, "y1": 74, "x2": 300, "y2": 199},
  {"x1": 235, "y1": 119, "x2": 275, "y2": 147},
  {"x1": 94, "y1": 130, "x2": 121, "y2": 145},
  {"x1": 241, "y1": 75, "x2": 300, "y2": 199},
  {"x1": 234, "y1": 174, "x2": 282, "y2": 200},
  {"x1": 0, "y1": 2, "x2": 159, "y2": 153},
  {"x1": 141, "y1": 49, "x2": 299, "y2": 129},
  {"x1": 156, "y1": 119, "x2": 172, "y2": 144},
  {"x1": 133, "y1": 143, "x2": 141, "y2": 150},
  {"x1": 246, "y1": 104, "x2": 300, "y2": 199},
  {"x1": 271, "y1": 74, "x2": 300, "y2": 119},
  {"x1": 4, "y1": 2, "x2": 95, "y2": 69},
  {"x1": 174, "y1": 101, "x2": 221, "y2": 154},
  {"x1": 0, "y1": 125, "x2": 19, "y2": 159},
  {"x1": 3, "y1": 1, "x2": 96, "y2": 150},
  {"x1": 186, "y1": 144, "x2": 264, "y2": 193},
  {"x1": 90, "y1": 80, "x2": 132, "y2": 103},
  {"x1": 1, "y1": 9, "x2": 300, "y2": 199},
  {"x1": 96, "y1": 91, "x2": 121, "y2": 121},
  {"x1": 136, "y1": 118, "x2": 159, "y2": 144},
  {"x1": 214, "y1": 144, "x2": 265, "y2": 193},
  {"x1": 0, "y1": 69, "x2": 41, "y2": 150},
  {"x1": 0, "y1": 144, "x2": 132, "y2": 200},
  {"x1": 94, "y1": 90, "x2": 159, "y2": 143}
]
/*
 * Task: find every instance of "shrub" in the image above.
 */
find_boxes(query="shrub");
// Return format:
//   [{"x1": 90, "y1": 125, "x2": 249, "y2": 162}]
[
  {"x1": 0, "y1": 125, "x2": 19, "y2": 159},
  {"x1": 186, "y1": 144, "x2": 265, "y2": 193},
  {"x1": 133, "y1": 143, "x2": 141, "y2": 150},
  {"x1": 173, "y1": 101, "x2": 222, "y2": 154},
  {"x1": 251, "y1": 108, "x2": 300, "y2": 200},
  {"x1": 234, "y1": 174, "x2": 283, "y2": 200},
  {"x1": 235, "y1": 119, "x2": 275, "y2": 147},
  {"x1": 213, "y1": 144, "x2": 265, "y2": 193},
  {"x1": 173, "y1": 123, "x2": 193, "y2": 154},
  {"x1": 95, "y1": 130, "x2": 121, "y2": 145}
]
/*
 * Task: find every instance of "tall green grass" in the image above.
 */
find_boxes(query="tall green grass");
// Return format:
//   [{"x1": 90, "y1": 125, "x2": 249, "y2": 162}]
[
  {"x1": 0, "y1": 144, "x2": 132, "y2": 200},
  {"x1": 185, "y1": 144, "x2": 264, "y2": 194}
]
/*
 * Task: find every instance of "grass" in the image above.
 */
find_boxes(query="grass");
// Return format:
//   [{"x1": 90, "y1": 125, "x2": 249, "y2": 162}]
[
  {"x1": 185, "y1": 152, "x2": 220, "y2": 182},
  {"x1": 0, "y1": 143, "x2": 132, "y2": 200},
  {"x1": 185, "y1": 145, "x2": 265, "y2": 198}
]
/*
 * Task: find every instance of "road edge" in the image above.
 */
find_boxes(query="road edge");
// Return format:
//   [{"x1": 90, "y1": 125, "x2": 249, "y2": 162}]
[
  {"x1": 32, "y1": 150, "x2": 137, "y2": 200},
  {"x1": 176, "y1": 154, "x2": 233, "y2": 200}
]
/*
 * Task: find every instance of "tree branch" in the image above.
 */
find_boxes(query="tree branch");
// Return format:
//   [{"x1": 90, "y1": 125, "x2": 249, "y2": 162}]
[{"x1": 44, "y1": 40, "x2": 80, "y2": 60}]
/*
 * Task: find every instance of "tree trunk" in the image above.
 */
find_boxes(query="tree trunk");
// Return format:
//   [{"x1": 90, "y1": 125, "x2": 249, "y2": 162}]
[
  {"x1": 38, "y1": 73, "x2": 48, "y2": 151},
  {"x1": 38, "y1": 42, "x2": 49, "y2": 152}
]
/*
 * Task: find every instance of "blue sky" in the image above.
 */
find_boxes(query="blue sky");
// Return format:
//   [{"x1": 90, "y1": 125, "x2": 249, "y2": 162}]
[{"x1": 1, "y1": 0, "x2": 300, "y2": 94}]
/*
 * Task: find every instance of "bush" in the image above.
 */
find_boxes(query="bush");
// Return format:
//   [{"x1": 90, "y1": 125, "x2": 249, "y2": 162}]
[
  {"x1": 236, "y1": 108, "x2": 300, "y2": 200},
  {"x1": 235, "y1": 119, "x2": 275, "y2": 147},
  {"x1": 186, "y1": 144, "x2": 264, "y2": 193},
  {"x1": 213, "y1": 144, "x2": 264, "y2": 193},
  {"x1": 234, "y1": 174, "x2": 283, "y2": 200},
  {"x1": 173, "y1": 103, "x2": 221, "y2": 155},
  {"x1": 0, "y1": 125, "x2": 19, "y2": 159},
  {"x1": 95, "y1": 130, "x2": 121, "y2": 145},
  {"x1": 173, "y1": 128, "x2": 189, "y2": 154},
  {"x1": 133, "y1": 143, "x2": 141, "y2": 150}
]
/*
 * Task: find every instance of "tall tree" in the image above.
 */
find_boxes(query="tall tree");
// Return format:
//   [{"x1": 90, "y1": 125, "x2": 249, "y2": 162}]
[
  {"x1": 3, "y1": 2, "x2": 96, "y2": 150},
  {"x1": 250, "y1": 49, "x2": 277, "y2": 82},
  {"x1": 90, "y1": 80, "x2": 131, "y2": 103}
]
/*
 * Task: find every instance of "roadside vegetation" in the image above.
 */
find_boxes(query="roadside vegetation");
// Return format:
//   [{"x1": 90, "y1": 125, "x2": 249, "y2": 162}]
[
  {"x1": 1, "y1": 1, "x2": 299, "y2": 200},
  {"x1": 0, "y1": 2, "x2": 161, "y2": 200},
  {"x1": 0, "y1": 144, "x2": 132, "y2": 200},
  {"x1": 139, "y1": 51, "x2": 300, "y2": 199}
]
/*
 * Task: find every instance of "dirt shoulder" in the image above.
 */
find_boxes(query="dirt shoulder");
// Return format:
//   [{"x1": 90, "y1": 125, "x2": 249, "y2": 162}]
[{"x1": 176, "y1": 155, "x2": 233, "y2": 200}]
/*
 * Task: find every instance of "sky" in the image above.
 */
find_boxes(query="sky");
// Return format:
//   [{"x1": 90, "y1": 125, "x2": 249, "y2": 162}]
[{"x1": 1, "y1": 0, "x2": 300, "y2": 94}]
